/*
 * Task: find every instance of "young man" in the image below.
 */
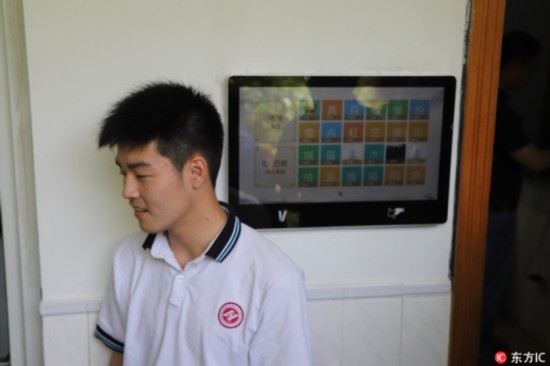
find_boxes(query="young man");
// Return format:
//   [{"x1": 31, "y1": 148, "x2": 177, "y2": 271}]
[
  {"x1": 95, "y1": 82, "x2": 311, "y2": 366},
  {"x1": 479, "y1": 31, "x2": 550, "y2": 363}
]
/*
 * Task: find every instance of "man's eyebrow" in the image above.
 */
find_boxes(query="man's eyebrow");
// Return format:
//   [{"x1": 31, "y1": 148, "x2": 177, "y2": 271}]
[{"x1": 115, "y1": 160, "x2": 152, "y2": 170}]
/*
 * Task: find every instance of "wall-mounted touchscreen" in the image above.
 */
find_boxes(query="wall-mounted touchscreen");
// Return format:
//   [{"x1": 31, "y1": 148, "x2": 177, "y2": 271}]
[{"x1": 228, "y1": 76, "x2": 456, "y2": 228}]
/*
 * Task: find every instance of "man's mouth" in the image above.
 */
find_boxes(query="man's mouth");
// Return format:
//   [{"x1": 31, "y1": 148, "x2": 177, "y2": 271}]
[{"x1": 132, "y1": 207, "x2": 148, "y2": 217}]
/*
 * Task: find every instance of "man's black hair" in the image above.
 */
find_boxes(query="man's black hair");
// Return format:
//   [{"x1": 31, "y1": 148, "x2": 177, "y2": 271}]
[
  {"x1": 501, "y1": 31, "x2": 543, "y2": 67},
  {"x1": 98, "y1": 82, "x2": 224, "y2": 186}
]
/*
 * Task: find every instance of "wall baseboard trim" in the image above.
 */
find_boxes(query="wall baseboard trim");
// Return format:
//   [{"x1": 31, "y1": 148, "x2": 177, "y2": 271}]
[
  {"x1": 307, "y1": 281, "x2": 451, "y2": 301},
  {"x1": 40, "y1": 281, "x2": 450, "y2": 317}
]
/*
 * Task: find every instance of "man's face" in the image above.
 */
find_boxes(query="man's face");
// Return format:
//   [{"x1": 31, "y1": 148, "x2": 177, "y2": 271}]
[
  {"x1": 115, "y1": 141, "x2": 192, "y2": 234},
  {"x1": 506, "y1": 60, "x2": 537, "y2": 90}
]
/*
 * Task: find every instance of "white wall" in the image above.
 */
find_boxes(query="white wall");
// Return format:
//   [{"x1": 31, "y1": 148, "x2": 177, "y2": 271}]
[
  {"x1": 20, "y1": 0, "x2": 468, "y2": 365},
  {"x1": 1, "y1": 0, "x2": 43, "y2": 364}
]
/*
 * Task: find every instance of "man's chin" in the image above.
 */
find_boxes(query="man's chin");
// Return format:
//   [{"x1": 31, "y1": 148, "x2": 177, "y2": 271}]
[{"x1": 138, "y1": 222, "x2": 161, "y2": 234}]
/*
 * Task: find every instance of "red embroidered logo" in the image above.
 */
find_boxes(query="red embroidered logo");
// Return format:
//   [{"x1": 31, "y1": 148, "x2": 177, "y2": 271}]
[{"x1": 218, "y1": 302, "x2": 244, "y2": 329}]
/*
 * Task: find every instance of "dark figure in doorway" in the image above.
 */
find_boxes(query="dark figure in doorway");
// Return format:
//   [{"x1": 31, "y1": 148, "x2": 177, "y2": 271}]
[{"x1": 479, "y1": 31, "x2": 550, "y2": 364}]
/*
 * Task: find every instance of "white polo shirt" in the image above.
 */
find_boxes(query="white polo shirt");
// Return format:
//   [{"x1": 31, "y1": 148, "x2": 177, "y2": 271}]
[{"x1": 95, "y1": 204, "x2": 311, "y2": 366}]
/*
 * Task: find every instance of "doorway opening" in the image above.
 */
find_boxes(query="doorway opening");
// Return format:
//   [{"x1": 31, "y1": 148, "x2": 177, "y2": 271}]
[{"x1": 486, "y1": 0, "x2": 550, "y2": 359}]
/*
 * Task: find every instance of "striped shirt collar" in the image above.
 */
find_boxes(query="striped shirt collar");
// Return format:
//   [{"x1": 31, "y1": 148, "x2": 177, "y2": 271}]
[{"x1": 141, "y1": 202, "x2": 241, "y2": 263}]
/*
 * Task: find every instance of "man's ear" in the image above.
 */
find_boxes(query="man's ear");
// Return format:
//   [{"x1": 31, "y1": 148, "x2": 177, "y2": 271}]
[{"x1": 187, "y1": 155, "x2": 209, "y2": 188}]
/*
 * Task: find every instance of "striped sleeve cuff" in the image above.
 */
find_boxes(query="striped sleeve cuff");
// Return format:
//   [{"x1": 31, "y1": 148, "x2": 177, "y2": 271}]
[{"x1": 95, "y1": 325, "x2": 124, "y2": 353}]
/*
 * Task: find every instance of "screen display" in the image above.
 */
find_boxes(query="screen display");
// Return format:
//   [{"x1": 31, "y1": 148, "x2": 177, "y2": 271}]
[{"x1": 228, "y1": 76, "x2": 456, "y2": 228}]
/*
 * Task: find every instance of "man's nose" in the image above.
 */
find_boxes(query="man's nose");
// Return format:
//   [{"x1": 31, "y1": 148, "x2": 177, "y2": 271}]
[{"x1": 122, "y1": 175, "x2": 139, "y2": 199}]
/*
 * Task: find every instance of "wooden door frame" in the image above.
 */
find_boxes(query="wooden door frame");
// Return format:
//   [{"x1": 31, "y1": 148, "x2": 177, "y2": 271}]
[{"x1": 448, "y1": 0, "x2": 506, "y2": 365}]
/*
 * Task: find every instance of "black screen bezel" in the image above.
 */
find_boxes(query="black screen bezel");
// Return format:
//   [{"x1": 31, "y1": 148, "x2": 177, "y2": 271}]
[{"x1": 228, "y1": 75, "x2": 456, "y2": 228}]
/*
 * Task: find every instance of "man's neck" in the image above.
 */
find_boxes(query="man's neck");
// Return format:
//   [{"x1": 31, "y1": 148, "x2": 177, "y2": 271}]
[{"x1": 166, "y1": 199, "x2": 228, "y2": 269}]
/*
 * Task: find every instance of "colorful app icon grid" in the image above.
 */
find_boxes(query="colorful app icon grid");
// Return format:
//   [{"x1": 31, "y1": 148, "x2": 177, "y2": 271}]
[{"x1": 255, "y1": 95, "x2": 432, "y2": 189}]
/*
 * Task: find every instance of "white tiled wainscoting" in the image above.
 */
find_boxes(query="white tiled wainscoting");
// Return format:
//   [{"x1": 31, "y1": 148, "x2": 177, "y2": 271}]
[{"x1": 41, "y1": 282, "x2": 451, "y2": 366}]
